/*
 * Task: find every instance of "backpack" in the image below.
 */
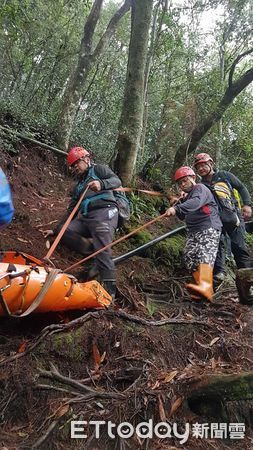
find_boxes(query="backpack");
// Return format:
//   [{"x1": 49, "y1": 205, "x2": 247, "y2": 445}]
[
  {"x1": 210, "y1": 181, "x2": 240, "y2": 232},
  {"x1": 113, "y1": 191, "x2": 131, "y2": 228}
]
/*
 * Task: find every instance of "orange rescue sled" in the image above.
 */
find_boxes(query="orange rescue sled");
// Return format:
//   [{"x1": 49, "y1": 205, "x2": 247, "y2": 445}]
[{"x1": 0, "y1": 252, "x2": 112, "y2": 317}]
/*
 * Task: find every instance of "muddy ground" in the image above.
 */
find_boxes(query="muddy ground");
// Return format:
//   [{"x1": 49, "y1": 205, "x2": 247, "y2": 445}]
[{"x1": 0, "y1": 144, "x2": 252, "y2": 450}]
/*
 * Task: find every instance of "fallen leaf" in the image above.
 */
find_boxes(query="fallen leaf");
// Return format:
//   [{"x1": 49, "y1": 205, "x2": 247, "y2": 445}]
[
  {"x1": 164, "y1": 370, "x2": 178, "y2": 383},
  {"x1": 100, "y1": 351, "x2": 106, "y2": 364},
  {"x1": 56, "y1": 404, "x2": 69, "y2": 418},
  {"x1": 143, "y1": 396, "x2": 148, "y2": 406},
  {"x1": 17, "y1": 237, "x2": 28, "y2": 243},
  {"x1": 92, "y1": 342, "x2": 101, "y2": 368},
  {"x1": 95, "y1": 402, "x2": 104, "y2": 409},
  {"x1": 195, "y1": 340, "x2": 209, "y2": 349},
  {"x1": 151, "y1": 380, "x2": 160, "y2": 390},
  {"x1": 45, "y1": 240, "x2": 51, "y2": 249},
  {"x1": 158, "y1": 395, "x2": 167, "y2": 422},
  {"x1": 185, "y1": 313, "x2": 193, "y2": 319},
  {"x1": 209, "y1": 337, "x2": 220, "y2": 346},
  {"x1": 18, "y1": 340, "x2": 28, "y2": 353},
  {"x1": 168, "y1": 397, "x2": 183, "y2": 417}
]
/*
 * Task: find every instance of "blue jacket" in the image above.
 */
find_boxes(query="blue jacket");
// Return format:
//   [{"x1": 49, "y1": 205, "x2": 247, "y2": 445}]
[{"x1": 0, "y1": 168, "x2": 14, "y2": 227}]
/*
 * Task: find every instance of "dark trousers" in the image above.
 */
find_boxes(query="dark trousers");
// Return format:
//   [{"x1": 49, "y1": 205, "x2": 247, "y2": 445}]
[
  {"x1": 214, "y1": 223, "x2": 251, "y2": 273},
  {"x1": 63, "y1": 207, "x2": 118, "y2": 281}
]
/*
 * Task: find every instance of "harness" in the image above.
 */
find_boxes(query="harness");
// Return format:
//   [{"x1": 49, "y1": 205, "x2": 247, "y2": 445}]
[{"x1": 74, "y1": 166, "x2": 113, "y2": 216}]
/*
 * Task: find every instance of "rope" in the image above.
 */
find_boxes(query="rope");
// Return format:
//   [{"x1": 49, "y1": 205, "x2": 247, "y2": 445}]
[
  {"x1": 114, "y1": 187, "x2": 165, "y2": 197},
  {"x1": 44, "y1": 186, "x2": 89, "y2": 260},
  {"x1": 64, "y1": 213, "x2": 167, "y2": 272}
]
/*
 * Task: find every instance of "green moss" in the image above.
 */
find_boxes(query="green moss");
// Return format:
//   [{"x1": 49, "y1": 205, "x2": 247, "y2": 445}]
[
  {"x1": 122, "y1": 322, "x2": 144, "y2": 335},
  {"x1": 49, "y1": 328, "x2": 85, "y2": 362},
  {"x1": 130, "y1": 229, "x2": 153, "y2": 246},
  {"x1": 147, "y1": 234, "x2": 185, "y2": 268}
]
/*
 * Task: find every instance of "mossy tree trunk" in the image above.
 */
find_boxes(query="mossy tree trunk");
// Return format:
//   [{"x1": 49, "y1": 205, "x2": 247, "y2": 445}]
[
  {"x1": 113, "y1": 0, "x2": 153, "y2": 185},
  {"x1": 187, "y1": 372, "x2": 253, "y2": 418}
]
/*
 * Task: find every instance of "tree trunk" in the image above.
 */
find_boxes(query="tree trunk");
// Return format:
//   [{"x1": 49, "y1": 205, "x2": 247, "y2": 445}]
[
  {"x1": 55, "y1": 0, "x2": 131, "y2": 151},
  {"x1": 236, "y1": 267, "x2": 253, "y2": 305},
  {"x1": 187, "y1": 372, "x2": 253, "y2": 418},
  {"x1": 113, "y1": 0, "x2": 153, "y2": 185},
  {"x1": 139, "y1": 0, "x2": 161, "y2": 157},
  {"x1": 172, "y1": 59, "x2": 253, "y2": 173}
]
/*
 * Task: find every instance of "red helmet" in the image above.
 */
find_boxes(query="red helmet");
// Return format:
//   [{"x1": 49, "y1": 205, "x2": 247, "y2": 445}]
[
  {"x1": 174, "y1": 166, "x2": 195, "y2": 182},
  {"x1": 67, "y1": 147, "x2": 90, "y2": 166},
  {"x1": 194, "y1": 152, "x2": 213, "y2": 167}
]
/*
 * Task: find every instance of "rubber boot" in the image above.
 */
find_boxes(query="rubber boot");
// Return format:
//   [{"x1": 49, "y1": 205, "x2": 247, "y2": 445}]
[
  {"x1": 186, "y1": 264, "x2": 214, "y2": 301},
  {"x1": 189, "y1": 268, "x2": 202, "y2": 301},
  {"x1": 99, "y1": 269, "x2": 117, "y2": 301}
]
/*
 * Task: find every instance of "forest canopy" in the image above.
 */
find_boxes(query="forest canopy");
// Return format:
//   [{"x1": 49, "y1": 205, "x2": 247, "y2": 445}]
[{"x1": 0, "y1": 0, "x2": 253, "y2": 186}]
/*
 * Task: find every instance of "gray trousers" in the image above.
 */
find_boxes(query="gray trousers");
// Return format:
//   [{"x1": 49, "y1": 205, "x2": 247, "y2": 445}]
[{"x1": 66, "y1": 207, "x2": 118, "y2": 280}]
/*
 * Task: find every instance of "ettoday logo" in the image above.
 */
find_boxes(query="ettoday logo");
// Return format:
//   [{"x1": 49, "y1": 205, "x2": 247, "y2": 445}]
[
  {"x1": 71, "y1": 420, "x2": 246, "y2": 442},
  {"x1": 71, "y1": 420, "x2": 190, "y2": 443}
]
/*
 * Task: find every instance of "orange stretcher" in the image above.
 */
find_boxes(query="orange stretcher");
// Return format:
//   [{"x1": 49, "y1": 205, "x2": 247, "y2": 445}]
[{"x1": 0, "y1": 251, "x2": 112, "y2": 317}]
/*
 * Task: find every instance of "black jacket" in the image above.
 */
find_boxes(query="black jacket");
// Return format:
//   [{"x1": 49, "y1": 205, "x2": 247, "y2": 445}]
[{"x1": 203, "y1": 170, "x2": 251, "y2": 206}]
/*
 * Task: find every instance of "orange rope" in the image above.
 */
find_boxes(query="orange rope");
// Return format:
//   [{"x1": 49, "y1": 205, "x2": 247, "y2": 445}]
[
  {"x1": 114, "y1": 187, "x2": 165, "y2": 197},
  {"x1": 64, "y1": 212, "x2": 167, "y2": 272},
  {"x1": 44, "y1": 186, "x2": 89, "y2": 260}
]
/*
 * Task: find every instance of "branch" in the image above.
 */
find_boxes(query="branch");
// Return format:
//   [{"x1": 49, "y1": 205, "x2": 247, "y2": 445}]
[
  {"x1": 228, "y1": 46, "x2": 253, "y2": 87},
  {"x1": 81, "y1": 0, "x2": 104, "y2": 55},
  {"x1": 38, "y1": 362, "x2": 124, "y2": 399},
  {"x1": 0, "y1": 125, "x2": 66, "y2": 156},
  {"x1": 172, "y1": 63, "x2": 253, "y2": 172},
  {"x1": 32, "y1": 419, "x2": 59, "y2": 448},
  {"x1": 93, "y1": 0, "x2": 132, "y2": 60}
]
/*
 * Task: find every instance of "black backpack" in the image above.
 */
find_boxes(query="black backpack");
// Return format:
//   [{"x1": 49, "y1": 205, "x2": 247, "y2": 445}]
[{"x1": 114, "y1": 191, "x2": 131, "y2": 228}]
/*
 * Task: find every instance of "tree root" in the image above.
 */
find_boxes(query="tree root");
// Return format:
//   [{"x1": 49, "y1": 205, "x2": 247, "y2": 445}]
[{"x1": 0, "y1": 309, "x2": 210, "y2": 367}]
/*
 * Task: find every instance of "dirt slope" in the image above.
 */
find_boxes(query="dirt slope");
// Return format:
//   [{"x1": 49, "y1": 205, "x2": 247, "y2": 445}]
[{"x1": 0, "y1": 144, "x2": 252, "y2": 450}]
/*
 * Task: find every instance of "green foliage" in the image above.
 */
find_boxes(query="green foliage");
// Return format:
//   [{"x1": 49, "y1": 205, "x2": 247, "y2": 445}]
[
  {"x1": 146, "y1": 300, "x2": 157, "y2": 317},
  {"x1": 245, "y1": 232, "x2": 253, "y2": 248},
  {"x1": 0, "y1": 0, "x2": 252, "y2": 188},
  {"x1": 129, "y1": 193, "x2": 158, "y2": 220}
]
